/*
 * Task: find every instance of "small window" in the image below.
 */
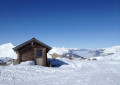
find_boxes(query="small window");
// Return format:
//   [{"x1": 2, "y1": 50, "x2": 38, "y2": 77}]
[{"x1": 36, "y1": 50, "x2": 42, "y2": 58}]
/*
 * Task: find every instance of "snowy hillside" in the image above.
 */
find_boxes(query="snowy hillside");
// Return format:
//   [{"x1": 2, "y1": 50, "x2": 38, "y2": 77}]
[{"x1": 0, "y1": 43, "x2": 17, "y2": 59}]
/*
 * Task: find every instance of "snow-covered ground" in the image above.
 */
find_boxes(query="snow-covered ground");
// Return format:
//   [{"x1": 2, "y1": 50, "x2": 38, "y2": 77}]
[
  {"x1": 0, "y1": 59, "x2": 120, "y2": 85},
  {"x1": 0, "y1": 43, "x2": 120, "y2": 85}
]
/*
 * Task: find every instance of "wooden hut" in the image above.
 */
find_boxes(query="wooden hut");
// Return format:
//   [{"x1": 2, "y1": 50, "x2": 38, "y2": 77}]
[{"x1": 13, "y1": 38, "x2": 52, "y2": 66}]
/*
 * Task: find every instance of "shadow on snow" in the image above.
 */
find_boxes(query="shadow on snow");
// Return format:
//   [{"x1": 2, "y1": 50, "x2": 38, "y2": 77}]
[{"x1": 48, "y1": 59, "x2": 68, "y2": 67}]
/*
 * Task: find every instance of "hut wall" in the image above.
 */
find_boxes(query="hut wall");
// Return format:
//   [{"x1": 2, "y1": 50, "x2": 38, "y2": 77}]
[
  {"x1": 18, "y1": 44, "x2": 33, "y2": 62},
  {"x1": 18, "y1": 42, "x2": 47, "y2": 66},
  {"x1": 21, "y1": 49, "x2": 34, "y2": 62}
]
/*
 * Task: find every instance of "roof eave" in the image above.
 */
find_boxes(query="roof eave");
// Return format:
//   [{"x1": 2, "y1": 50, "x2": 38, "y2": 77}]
[{"x1": 13, "y1": 38, "x2": 52, "y2": 51}]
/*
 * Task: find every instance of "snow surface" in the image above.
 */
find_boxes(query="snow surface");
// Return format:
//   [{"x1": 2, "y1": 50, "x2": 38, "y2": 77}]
[
  {"x1": 0, "y1": 43, "x2": 17, "y2": 59},
  {"x1": 0, "y1": 43, "x2": 120, "y2": 85},
  {"x1": 0, "y1": 58, "x2": 120, "y2": 85},
  {"x1": 19, "y1": 61, "x2": 35, "y2": 66}
]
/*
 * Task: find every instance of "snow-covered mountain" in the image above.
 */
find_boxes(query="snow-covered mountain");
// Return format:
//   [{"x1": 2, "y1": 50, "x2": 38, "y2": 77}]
[
  {"x1": 49, "y1": 46, "x2": 120, "y2": 60},
  {"x1": 0, "y1": 43, "x2": 120, "y2": 60},
  {"x1": 0, "y1": 43, "x2": 17, "y2": 59}
]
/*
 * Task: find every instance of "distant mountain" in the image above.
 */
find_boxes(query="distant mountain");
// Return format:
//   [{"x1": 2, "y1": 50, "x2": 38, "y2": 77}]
[{"x1": 49, "y1": 46, "x2": 120, "y2": 60}]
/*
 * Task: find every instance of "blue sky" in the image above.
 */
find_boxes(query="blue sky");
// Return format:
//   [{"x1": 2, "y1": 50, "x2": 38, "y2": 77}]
[{"x1": 0, "y1": 0, "x2": 120, "y2": 48}]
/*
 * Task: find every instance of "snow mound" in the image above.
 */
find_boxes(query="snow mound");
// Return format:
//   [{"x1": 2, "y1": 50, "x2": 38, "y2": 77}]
[
  {"x1": 20, "y1": 61, "x2": 35, "y2": 66},
  {"x1": 0, "y1": 43, "x2": 17, "y2": 59}
]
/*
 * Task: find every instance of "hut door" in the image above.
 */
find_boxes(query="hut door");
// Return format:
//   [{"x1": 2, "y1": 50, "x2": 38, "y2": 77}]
[{"x1": 35, "y1": 48, "x2": 43, "y2": 65}]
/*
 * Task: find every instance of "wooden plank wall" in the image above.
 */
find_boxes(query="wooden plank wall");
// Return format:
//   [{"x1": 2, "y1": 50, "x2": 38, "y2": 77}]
[{"x1": 17, "y1": 42, "x2": 47, "y2": 66}]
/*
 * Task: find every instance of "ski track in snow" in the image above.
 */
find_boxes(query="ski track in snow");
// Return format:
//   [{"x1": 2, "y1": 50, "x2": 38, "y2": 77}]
[{"x1": 0, "y1": 60, "x2": 120, "y2": 85}]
